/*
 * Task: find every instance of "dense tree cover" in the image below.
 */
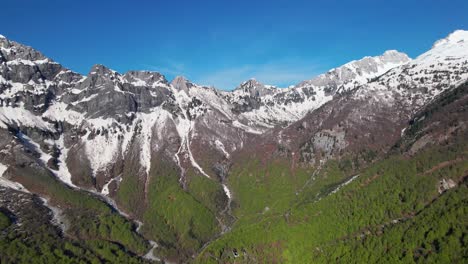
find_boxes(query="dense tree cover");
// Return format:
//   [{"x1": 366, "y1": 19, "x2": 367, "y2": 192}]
[
  {"x1": 0, "y1": 227, "x2": 151, "y2": 264},
  {"x1": 117, "y1": 158, "x2": 221, "y2": 260},
  {"x1": 0, "y1": 211, "x2": 11, "y2": 230},
  {"x1": 5, "y1": 161, "x2": 151, "y2": 261},
  {"x1": 227, "y1": 159, "x2": 313, "y2": 221},
  {"x1": 196, "y1": 139, "x2": 468, "y2": 263},
  {"x1": 0, "y1": 195, "x2": 150, "y2": 264},
  {"x1": 314, "y1": 186, "x2": 467, "y2": 263}
]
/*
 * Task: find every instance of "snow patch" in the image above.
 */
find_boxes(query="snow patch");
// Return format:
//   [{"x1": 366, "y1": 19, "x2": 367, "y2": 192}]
[
  {"x1": 84, "y1": 127, "x2": 121, "y2": 177},
  {"x1": 0, "y1": 106, "x2": 53, "y2": 131},
  {"x1": 40, "y1": 197, "x2": 68, "y2": 232},
  {"x1": 214, "y1": 140, "x2": 230, "y2": 158},
  {"x1": 101, "y1": 178, "x2": 113, "y2": 195},
  {"x1": 71, "y1": 94, "x2": 99, "y2": 105},
  {"x1": 330, "y1": 174, "x2": 360, "y2": 195},
  {"x1": 42, "y1": 102, "x2": 85, "y2": 126},
  {"x1": 80, "y1": 107, "x2": 172, "y2": 177},
  {"x1": 232, "y1": 120, "x2": 263, "y2": 134},
  {"x1": 401, "y1": 127, "x2": 407, "y2": 137},
  {"x1": 0, "y1": 163, "x2": 6, "y2": 177},
  {"x1": 18, "y1": 133, "x2": 76, "y2": 188},
  {"x1": 0, "y1": 162, "x2": 29, "y2": 192},
  {"x1": 137, "y1": 109, "x2": 171, "y2": 175},
  {"x1": 222, "y1": 184, "x2": 232, "y2": 199},
  {"x1": 143, "y1": 241, "x2": 160, "y2": 262},
  {"x1": 54, "y1": 135, "x2": 76, "y2": 187},
  {"x1": 170, "y1": 87, "x2": 211, "y2": 179}
]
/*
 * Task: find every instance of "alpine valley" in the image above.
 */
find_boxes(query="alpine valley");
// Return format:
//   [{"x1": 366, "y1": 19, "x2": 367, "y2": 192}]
[{"x1": 0, "y1": 30, "x2": 467, "y2": 263}]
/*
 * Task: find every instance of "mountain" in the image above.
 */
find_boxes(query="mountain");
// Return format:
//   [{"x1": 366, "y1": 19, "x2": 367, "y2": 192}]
[
  {"x1": 276, "y1": 30, "x2": 468, "y2": 165},
  {"x1": 0, "y1": 30, "x2": 467, "y2": 263},
  {"x1": 297, "y1": 49, "x2": 411, "y2": 92},
  {"x1": 223, "y1": 50, "x2": 411, "y2": 128}
]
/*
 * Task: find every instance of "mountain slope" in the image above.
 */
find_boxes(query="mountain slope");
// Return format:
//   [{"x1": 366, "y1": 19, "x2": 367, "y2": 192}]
[
  {"x1": 196, "y1": 81, "x2": 468, "y2": 263},
  {"x1": 0, "y1": 30, "x2": 467, "y2": 263}
]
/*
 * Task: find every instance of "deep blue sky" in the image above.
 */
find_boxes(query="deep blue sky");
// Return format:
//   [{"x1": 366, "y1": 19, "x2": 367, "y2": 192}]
[{"x1": 2, "y1": 0, "x2": 467, "y2": 90}]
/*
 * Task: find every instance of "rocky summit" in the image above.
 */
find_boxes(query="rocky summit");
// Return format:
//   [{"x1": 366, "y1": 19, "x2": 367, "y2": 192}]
[{"x1": 0, "y1": 30, "x2": 467, "y2": 263}]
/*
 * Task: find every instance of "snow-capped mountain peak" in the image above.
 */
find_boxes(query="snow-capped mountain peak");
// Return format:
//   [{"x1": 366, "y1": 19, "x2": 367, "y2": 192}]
[
  {"x1": 88, "y1": 64, "x2": 119, "y2": 77},
  {"x1": 239, "y1": 78, "x2": 262, "y2": 87},
  {"x1": 234, "y1": 78, "x2": 277, "y2": 97},
  {"x1": 123, "y1": 70, "x2": 168, "y2": 87},
  {"x1": 380, "y1": 49, "x2": 411, "y2": 63},
  {"x1": 432, "y1": 29, "x2": 468, "y2": 48},
  {"x1": 415, "y1": 30, "x2": 468, "y2": 64},
  {"x1": 353, "y1": 30, "x2": 468, "y2": 110},
  {"x1": 171, "y1": 75, "x2": 195, "y2": 92},
  {"x1": 296, "y1": 50, "x2": 411, "y2": 93}
]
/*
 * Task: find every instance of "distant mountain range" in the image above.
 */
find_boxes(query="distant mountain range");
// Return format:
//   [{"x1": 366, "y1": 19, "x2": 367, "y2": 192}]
[{"x1": 0, "y1": 30, "x2": 467, "y2": 263}]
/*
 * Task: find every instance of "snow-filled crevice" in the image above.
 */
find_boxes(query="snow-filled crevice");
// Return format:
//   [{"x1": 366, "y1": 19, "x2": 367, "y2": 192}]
[
  {"x1": 17, "y1": 133, "x2": 77, "y2": 188},
  {"x1": 170, "y1": 87, "x2": 212, "y2": 183},
  {"x1": 40, "y1": 197, "x2": 68, "y2": 234}
]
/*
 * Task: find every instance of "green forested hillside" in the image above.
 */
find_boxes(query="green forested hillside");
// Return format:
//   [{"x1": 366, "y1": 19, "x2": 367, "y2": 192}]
[{"x1": 196, "y1": 138, "x2": 468, "y2": 263}]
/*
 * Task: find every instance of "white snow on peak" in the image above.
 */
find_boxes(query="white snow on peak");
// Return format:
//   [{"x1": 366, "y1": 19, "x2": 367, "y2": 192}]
[
  {"x1": 0, "y1": 34, "x2": 5, "y2": 39},
  {"x1": 290, "y1": 50, "x2": 411, "y2": 104},
  {"x1": 332, "y1": 50, "x2": 410, "y2": 82},
  {"x1": 408, "y1": 30, "x2": 468, "y2": 71},
  {"x1": 432, "y1": 30, "x2": 468, "y2": 48},
  {"x1": 6, "y1": 58, "x2": 54, "y2": 66},
  {"x1": 130, "y1": 78, "x2": 147, "y2": 86},
  {"x1": 354, "y1": 29, "x2": 468, "y2": 108},
  {"x1": 383, "y1": 49, "x2": 400, "y2": 55}
]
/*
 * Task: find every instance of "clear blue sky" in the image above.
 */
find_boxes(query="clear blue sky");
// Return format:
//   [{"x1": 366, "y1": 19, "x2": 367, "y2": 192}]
[{"x1": 2, "y1": 0, "x2": 467, "y2": 90}]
